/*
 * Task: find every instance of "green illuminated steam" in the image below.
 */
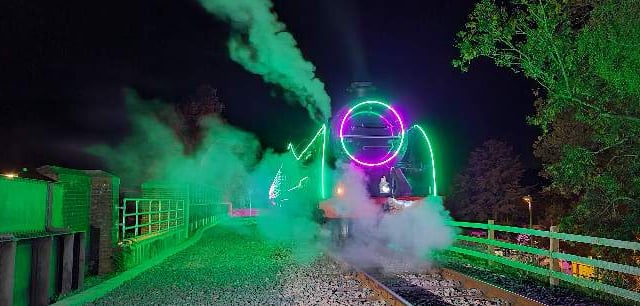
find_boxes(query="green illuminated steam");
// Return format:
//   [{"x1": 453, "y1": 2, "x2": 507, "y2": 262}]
[
  {"x1": 88, "y1": 90, "x2": 259, "y2": 195},
  {"x1": 88, "y1": 91, "x2": 323, "y2": 262},
  {"x1": 198, "y1": 0, "x2": 331, "y2": 122}
]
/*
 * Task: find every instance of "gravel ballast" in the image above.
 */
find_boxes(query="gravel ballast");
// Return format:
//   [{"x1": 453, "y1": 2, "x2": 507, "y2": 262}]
[{"x1": 345, "y1": 253, "x2": 506, "y2": 306}]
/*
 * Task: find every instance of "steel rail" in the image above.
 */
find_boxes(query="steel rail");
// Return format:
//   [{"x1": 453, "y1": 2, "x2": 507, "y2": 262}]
[
  {"x1": 328, "y1": 253, "x2": 412, "y2": 306},
  {"x1": 329, "y1": 252, "x2": 551, "y2": 306}
]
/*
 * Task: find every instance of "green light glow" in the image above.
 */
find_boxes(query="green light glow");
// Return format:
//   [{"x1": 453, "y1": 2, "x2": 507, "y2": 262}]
[
  {"x1": 410, "y1": 124, "x2": 438, "y2": 195},
  {"x1": 287, "y1": 124, "x2": 327, "y2": 199},
  {"x1": 321, "y1": 124, "x2": 327, "y2": 199},
  {"x1": 287, "y1": 176, "x2": 309, "y2": 192},
  {"x1": 287, "y1": 125, "x2": 325, "y2": 161}
]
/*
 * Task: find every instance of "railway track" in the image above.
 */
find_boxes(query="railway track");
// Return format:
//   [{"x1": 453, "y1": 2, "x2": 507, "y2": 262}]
[{"x1": 330, "y1": 253, "x2": 545, "y2": 306}]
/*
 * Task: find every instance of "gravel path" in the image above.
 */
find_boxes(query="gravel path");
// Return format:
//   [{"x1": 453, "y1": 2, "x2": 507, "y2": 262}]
[{"x1": 89, "y1": 219, "x2": 387, "y2": 305}]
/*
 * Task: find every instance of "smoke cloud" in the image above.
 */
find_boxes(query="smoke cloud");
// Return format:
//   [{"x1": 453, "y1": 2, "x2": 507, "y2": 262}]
[
  {"x1": 89, "y1": 91, "x2": 324, "y2": 261},
  {"x1": 91, "y1": 92, "x2": 454, "y2": 268},
  {"x1": 88, "y1": 90, "x2": 259, "y2": 194},
  {"x1": 330, "y1": 164, "x2": 457, "y2": 271},
  {"x1": 198, "y1": 0, "x2": 331, "y2": 122}
]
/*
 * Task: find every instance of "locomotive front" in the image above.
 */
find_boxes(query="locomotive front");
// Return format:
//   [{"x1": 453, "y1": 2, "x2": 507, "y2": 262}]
[{"x1": 319, "y1": 83, "x2": 437, "y2": 224}]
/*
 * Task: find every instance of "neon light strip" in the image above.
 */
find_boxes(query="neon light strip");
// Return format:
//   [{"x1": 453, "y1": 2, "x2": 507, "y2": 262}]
[
  {"x1": 287, "y1": 125, "x2": 325, "y2": 160},
  {"x1": 351, "y1": 110, "x2": 395, "y2": 133},
  {"x1": 410, "y1": 124, "x2": 438, "y2": 195},
  {"x1": 287, "y1": 176, "x2": 309, "y2": 192},
  {"x1": 287, "y1": 124, "x2": 328, "y2": 199},
  {"x1": 339, "y1": 101, "x2": 405, "y2": 167},
  {"x1": 321, "y1": 124, "x2": 327, "y2": 199},
  {"x1": 268, "y1": 166, "x2": 283, "y2": 202}
]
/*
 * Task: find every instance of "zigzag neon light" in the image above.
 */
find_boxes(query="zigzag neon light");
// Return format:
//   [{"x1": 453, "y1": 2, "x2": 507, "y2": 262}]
[
  {"x1": 287, "y1": 124, "x2": 327, "y2": 198},
  {"x1": 409, "y1": 124, "x2": 438, "y2": 195},
  {"x1": 287, "y1": 176, "x2": 309, "y2": 192},
  {"x1": 287, "y1": 125, "x2": 326, "y2": 161}
]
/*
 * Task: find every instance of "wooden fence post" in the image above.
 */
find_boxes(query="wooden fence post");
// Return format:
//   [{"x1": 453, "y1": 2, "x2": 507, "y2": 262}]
[
  {"x1": 488, "y1": 220, "x2": 495, "y2": 255},
  {"x1": 549, "y1": 225, "x2": 560, "y2": 285}
]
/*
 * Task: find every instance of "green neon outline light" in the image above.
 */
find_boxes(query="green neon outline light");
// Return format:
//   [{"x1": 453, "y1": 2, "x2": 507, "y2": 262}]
[
  {"x1": 410, "y1": 124, "x2": 437, "y2": 195},
  {"x1": 287, "y1": 176, "x2": 309, "y2": 192},
  {"x1": 287, "y1": 125, "x2": 325, "y2": 160},
  {"x1": 287, "y1": 124, "x2": 327, "y2": 199},
  {"x1": 321, "y1": 124, "x2": 327, "y2": 199}
]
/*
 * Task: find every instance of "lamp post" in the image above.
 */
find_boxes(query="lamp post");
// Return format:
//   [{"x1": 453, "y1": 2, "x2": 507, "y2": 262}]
[{"x1": 522, "y1": 195, "x2": 533, "y2": 229}]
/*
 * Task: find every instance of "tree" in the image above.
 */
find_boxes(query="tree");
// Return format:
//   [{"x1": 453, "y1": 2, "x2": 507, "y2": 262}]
[
  {"x1": 173, "y1": 85, "x2": 225, "y2": 154},
  {"x1": 454, "y1": 0, "x2": 640, "y2": 242},
  {"x1": 449, "y1": 140, "x2": 528, "y2": 224}
]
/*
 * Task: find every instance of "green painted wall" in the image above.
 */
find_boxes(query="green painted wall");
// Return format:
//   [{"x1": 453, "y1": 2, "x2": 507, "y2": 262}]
[
  {"x1": 52, "y1": 186, "x2": 64, "y2": 228},
  {"x1": 0, "y1": 177, "x2": 64, "y2": 233},
  {"x1": 57, "y1": 172, "x2": 91, "y2": 232},
  {"x1": 0, "y1": 177, "x2": 46, "y2": 232}
]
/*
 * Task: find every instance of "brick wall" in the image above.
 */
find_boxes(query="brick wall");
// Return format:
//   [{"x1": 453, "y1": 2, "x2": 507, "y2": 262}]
[
  {"x1": 38, "y1": 166, "x2": 120, "y2": 275},
  {"x1": 86, "y1": 171, "x2": 119, "y2": 275},
  {"x1": 37, "y1": 166, "x2": 91, "y2": 232}
]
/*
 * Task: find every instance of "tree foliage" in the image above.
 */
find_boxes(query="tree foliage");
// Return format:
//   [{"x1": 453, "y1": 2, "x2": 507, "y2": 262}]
[
  {"x1": 449, "y1": 140, "x2": 528, "y2": 223},
  {"x1": 173, "y1": 85, "x2": 225, "y2": 154},
  {"x1": 454, "y1": 0, "x2": 640, "y2": 241}
]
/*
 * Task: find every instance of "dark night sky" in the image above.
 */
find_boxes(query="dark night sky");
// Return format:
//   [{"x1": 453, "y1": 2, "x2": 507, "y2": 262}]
[{"x1": 0, "y1": 0, "x2": 539, "y2": 191}]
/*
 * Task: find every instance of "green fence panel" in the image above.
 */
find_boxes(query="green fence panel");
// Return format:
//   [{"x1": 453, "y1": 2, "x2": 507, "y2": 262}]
[
  {"x1": 448, "y1": 221, "x2": 640, "y2": 303},
  {"x1": 448, "y1": 246, "x2": 550, "y2": 276},
  {"x1": 446, "y1": 221, "x2": 489, "y2": 230},
  {"x1": 489, "y1": 224, "x2": 550, "y2": 238},
  {"x1": 551, "y1": 271, "x2": 640, "y2": 303},
  {"x1": 448, "y1": 221, "x2": 555, "y2": 238},
  {"x1": 550, "y1": 232, "x2": 640, "y2": 251},
  {"x1": 551, "y1": 252, "x2": 640, "y2": 277},
  {"x1": 456, "y1": 235, "x2": 549, "y2": 256}
]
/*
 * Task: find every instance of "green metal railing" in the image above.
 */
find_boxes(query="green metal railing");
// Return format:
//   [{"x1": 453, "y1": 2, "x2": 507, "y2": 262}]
[
  {"x1": 446, "y1": 220, "x2": 640, "y2": 303},
  {"x1": 119, "y1": 198, "x2": 185, "y2": 241}
]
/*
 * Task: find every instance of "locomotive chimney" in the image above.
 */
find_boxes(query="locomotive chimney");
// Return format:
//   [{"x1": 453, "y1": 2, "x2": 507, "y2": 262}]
[{"x1": 347, "y1": 82, "x2": 377, "y2": 99}]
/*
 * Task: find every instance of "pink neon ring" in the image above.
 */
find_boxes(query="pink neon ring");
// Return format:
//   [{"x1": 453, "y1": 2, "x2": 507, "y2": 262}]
[{"x1": 339, "y1": 101, "x2": 405, "y2": 167}]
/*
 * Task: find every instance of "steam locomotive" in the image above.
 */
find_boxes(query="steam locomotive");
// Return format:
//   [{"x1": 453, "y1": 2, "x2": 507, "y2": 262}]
[{"x1": 274, "y1": 82, "x2": 438, "y2": 241}]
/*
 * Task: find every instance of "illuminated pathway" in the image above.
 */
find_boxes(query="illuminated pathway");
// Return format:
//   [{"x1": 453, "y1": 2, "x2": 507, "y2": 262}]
[{"x1": 90, "y1": 221, "x2": 292, "y2": 305}]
